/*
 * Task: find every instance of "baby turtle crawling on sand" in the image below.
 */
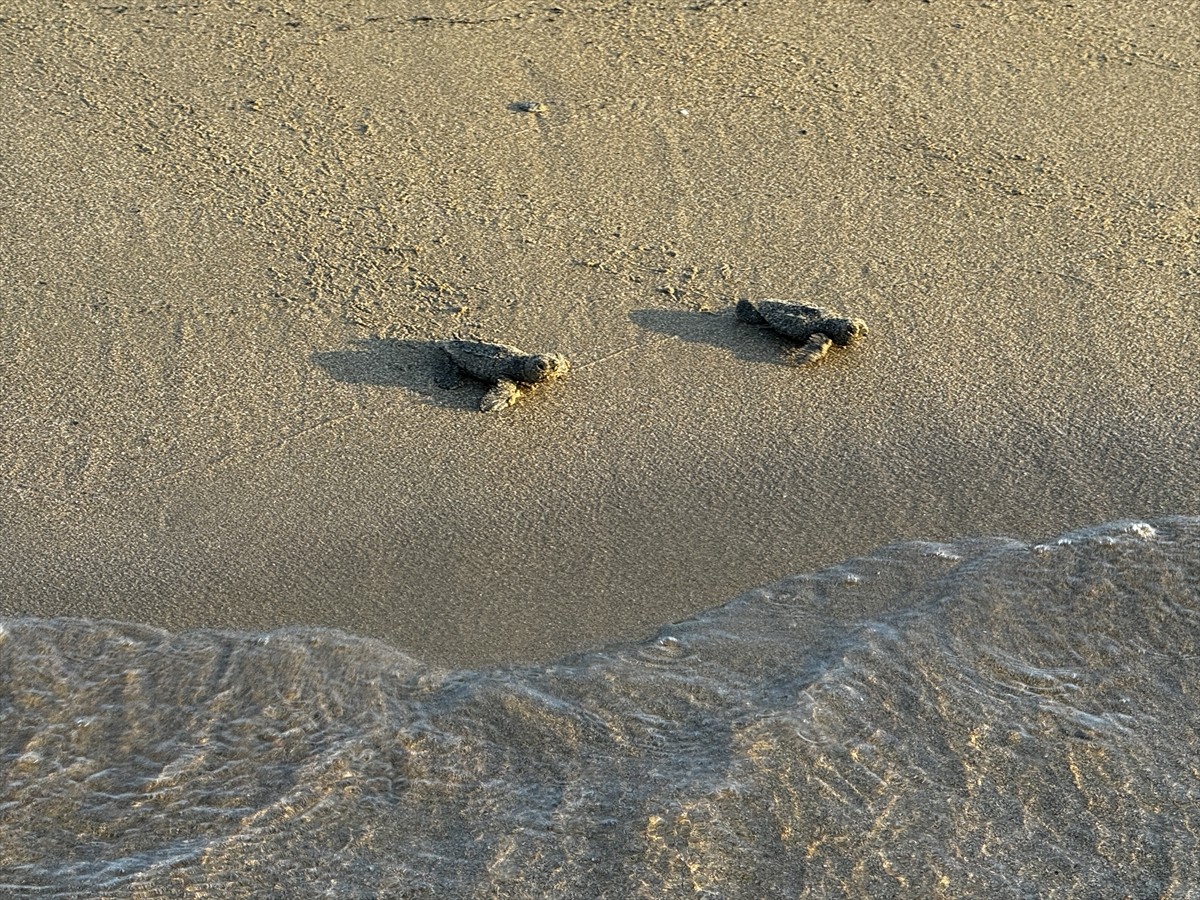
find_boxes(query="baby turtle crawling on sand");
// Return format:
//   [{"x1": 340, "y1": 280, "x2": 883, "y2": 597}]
[
  {"x1": 735, "y1": 298, "x2": 868, "y2": 365},
  {"x1": 441, "y1": 339, "x2": 570, "y2": 412}
]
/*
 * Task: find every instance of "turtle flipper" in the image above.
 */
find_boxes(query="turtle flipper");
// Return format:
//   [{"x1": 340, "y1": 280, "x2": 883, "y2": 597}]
[
  {"x1": 787, "y1": 332, "x2": 834, "y2": 366},
  {"x1": 480, "y1": 378, "x2": 523, "y2": 412}
]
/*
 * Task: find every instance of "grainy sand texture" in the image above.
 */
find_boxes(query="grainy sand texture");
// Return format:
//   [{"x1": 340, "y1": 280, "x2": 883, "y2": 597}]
[{"x1": 1, "y1": 1, "x2": 1197, "y2": 665}]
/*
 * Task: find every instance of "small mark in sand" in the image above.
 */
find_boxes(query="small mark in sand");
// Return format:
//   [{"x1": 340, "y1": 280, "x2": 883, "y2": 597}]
[{"x1": 511, "y1": 100, "x2": 549, "y2": 114}]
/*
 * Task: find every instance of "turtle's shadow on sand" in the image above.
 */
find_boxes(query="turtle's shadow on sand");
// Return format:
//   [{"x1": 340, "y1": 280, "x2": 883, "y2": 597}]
[
  {"x1": 311, "y1": 338, "x2": 484, "y2": 411},
  {"x1": 629, "y1": 308, "x2": 790, "y2": 366}
]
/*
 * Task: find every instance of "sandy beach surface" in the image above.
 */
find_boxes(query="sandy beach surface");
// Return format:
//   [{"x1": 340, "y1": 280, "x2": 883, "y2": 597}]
[{"x1": 1, "y1": 1, "x2": 1196, "y2": 667}]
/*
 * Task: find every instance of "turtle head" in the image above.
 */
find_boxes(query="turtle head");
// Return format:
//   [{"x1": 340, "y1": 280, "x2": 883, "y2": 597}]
[
  {"x1": 522, "y1": 353, "x2": 570, "y2": 383},
  {"x1": 829, "y1": 317, "x2": 868, "y2": 346}
]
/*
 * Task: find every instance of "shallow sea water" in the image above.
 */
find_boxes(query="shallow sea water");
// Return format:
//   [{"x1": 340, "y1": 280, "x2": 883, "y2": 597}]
[{"x1": 2, "y1": 517, "x2": 1199, "y2": 898}]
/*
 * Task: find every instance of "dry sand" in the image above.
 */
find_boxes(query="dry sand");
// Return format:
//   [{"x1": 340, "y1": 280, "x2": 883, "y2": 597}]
[{"x1": 1, "y1": 1, "x2": 1197, "y2": 666}]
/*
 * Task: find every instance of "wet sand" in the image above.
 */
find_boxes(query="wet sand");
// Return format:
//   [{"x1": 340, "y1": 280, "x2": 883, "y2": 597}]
[{"x1": 1, "y1": 1, "x2": 1197, "y2": 666}]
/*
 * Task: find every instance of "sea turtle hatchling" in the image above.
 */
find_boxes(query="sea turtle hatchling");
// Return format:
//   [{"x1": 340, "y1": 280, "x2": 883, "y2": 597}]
[
  {"x1": 441, "y1": 339, "x2": 570, "y2": 412},
  {"x1": 735, "y1": 298, "x2": 868, "y2": 365}
]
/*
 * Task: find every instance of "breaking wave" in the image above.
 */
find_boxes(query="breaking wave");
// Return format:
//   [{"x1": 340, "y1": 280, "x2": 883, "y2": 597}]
[{"x1": 2, "y1": 518, "x2": 1199, "y2": 897}]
